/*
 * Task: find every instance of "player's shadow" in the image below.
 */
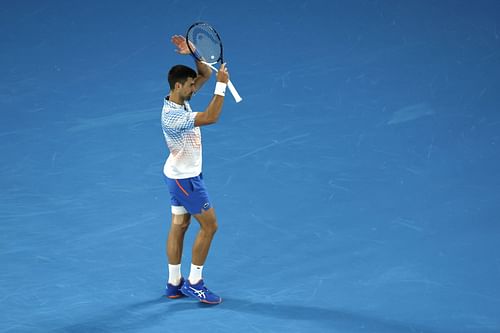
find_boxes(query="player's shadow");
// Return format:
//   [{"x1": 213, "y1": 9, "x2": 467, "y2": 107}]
[
  {"x1": 53, "y1": 297, "x2": 209, "y2": 332},
  {"x1": 54, "y1": 296, "x2": 451, "y2": 333},
  {"x1": 222, "y1": 297, "x2": 446, "y2": 333}
]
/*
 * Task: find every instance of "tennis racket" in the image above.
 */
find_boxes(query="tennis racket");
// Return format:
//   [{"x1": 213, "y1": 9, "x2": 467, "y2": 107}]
[{"x1": 186, "y1": 22, "x2": 242, "y2": 103}]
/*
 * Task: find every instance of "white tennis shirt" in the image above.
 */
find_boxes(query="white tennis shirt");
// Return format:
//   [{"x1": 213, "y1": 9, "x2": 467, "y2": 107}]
[{"x1": 161, "y1": 97, "x2": 202, "y2": 179}]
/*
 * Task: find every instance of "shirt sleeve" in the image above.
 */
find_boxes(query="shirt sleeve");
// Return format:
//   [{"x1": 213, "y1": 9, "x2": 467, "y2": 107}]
[{"x1": 162, "y1": 110, "x2": 197, "y2": 132}]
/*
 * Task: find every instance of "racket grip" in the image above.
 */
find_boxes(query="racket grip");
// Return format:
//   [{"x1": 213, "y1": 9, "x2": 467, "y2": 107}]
[
  {"x1": 227, "y1": 80, "x2": 242, "y2": 103},
  {"x1": 200, "y1": 61, "x2": 242, "y2": 103}
]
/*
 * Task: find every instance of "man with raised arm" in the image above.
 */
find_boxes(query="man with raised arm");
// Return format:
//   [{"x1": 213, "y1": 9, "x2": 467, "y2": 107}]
[{"x1": 161, "y1": 35, "x2": 230, "y2": 305}]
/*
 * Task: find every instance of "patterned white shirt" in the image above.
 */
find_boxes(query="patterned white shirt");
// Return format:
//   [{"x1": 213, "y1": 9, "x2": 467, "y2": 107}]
[{"x1": 161, "y1": 97, "x2": 201, "y2": 179}]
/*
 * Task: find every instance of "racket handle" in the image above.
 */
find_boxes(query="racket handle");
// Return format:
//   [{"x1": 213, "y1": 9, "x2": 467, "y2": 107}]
[
  {"x1": 227, "y1": 80, "x2": 242, "y2": 103},
  {"x1": 201, "y1": 61, "x2": 243, "y2": 103}
]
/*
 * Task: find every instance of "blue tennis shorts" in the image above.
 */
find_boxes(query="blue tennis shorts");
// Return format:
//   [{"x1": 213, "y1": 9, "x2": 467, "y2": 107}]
[{"x1": 164, "y1": 173, "x2": 212, "y2": 215}]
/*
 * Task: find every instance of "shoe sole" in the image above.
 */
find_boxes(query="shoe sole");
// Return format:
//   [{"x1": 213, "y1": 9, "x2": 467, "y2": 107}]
[
  {"x1": 200, "y1": 298, "x2": 222, "y2": 305},
  {"x1": 181, "y1": 289, "x2": 222, "y2": 304}
]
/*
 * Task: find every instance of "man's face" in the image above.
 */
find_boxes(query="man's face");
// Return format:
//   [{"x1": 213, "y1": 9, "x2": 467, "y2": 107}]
[{"x1": 179, "y1": 77, "x2": 196, "y2": 101}]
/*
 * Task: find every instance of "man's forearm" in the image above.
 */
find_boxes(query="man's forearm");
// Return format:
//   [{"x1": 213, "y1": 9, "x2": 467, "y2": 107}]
[
  {"x1": 194, "y1": 95, "x2": 224, "y2": 127},
  {"x1": 194, "y1": 60, "x2": 212, "y2": 91},
  {"x1": 196, "y1": 60, "x2": 212, "y2": 80}
]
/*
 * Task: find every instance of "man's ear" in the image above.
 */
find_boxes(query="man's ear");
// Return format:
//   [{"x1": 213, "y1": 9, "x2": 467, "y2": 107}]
[{"x1": 174, "y1": 82, "x2": 182, "y2": 90}]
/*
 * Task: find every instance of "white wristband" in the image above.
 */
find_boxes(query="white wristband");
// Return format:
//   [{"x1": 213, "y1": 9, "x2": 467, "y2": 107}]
[{"x1": 214, "y1": 82, "x2": 227, "y2": 97}]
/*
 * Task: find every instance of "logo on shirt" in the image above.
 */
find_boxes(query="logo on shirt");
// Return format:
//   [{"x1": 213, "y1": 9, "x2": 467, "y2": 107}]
[{"x1": 203, "y1": 202, "x2": 210, "y2": 210}]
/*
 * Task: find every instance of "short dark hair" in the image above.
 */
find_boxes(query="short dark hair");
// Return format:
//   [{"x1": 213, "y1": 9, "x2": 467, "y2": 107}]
[{"x1": 168, "y1": 65, "x2": 197, "y2": 90}]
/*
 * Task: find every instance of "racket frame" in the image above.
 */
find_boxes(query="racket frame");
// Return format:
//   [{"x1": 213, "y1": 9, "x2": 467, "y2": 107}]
[{"x1": 186, "y1": 22, "x2": 242, "y2": 103}]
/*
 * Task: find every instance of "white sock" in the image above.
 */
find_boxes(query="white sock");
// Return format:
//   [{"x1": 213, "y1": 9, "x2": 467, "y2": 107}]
[
  {"x1": 189, "y1": 264, "x2": 203, "y2": 284},
  {"x1": 168, "y1": 264, "x2": 182, "y2": 286}
]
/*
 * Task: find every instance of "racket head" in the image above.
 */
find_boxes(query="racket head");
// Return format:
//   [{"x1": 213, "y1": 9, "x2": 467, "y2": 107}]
[{"x1": 186, "y1": 22, "x2": 224, "y2": 65}]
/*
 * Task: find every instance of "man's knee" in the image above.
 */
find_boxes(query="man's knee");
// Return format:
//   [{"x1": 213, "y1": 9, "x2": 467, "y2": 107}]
[
  {"x1": 200, "y1": 216, "x2": 217, "y2": 235},
  {"x1": 196, "y1": 209, "x2": 218, "y2": 234},
  {"x1": 206, "y1": 220, "x2": 218, "y2": 234}
]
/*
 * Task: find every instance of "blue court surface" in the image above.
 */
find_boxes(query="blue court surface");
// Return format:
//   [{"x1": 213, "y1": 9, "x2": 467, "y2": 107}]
[{"x1": 1, "y1": 1, "x2": 500, "y2": 332}]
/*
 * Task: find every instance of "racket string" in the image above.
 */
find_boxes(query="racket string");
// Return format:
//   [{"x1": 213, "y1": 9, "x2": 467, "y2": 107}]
[{"x1": 186, "y1": 23, "x2": 222, "y2": 64}]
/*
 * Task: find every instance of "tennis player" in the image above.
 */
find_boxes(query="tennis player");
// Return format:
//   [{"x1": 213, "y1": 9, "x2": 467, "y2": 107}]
[{"x1": 162, "y1": 35, "x2": 229, "y2": 304}]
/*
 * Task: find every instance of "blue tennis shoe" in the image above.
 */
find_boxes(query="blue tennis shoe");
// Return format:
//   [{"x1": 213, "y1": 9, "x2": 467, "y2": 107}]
[
  {"x1": 165, "y1": 277, "x2": 185, "y2": 299},
  {"x1": 181, "y1": 279, "x2": 222, "y2": 304}
]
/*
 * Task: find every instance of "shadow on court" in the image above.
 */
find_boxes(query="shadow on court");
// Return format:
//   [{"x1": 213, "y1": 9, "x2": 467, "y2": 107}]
[
  {"x1": 53, "y1": 297, "x2": 205, "y2": 332},
  {"x1": 49, "y1": 296, "x2": 483, "y2": 333},
  {"x1": 222, "y1": 297, "x2": 448, "y2": 333}
]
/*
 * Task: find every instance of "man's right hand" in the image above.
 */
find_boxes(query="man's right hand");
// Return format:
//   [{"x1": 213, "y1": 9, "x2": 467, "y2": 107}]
[{"x1": 217, "y1": 63, "x2": 229, "y2": 84}]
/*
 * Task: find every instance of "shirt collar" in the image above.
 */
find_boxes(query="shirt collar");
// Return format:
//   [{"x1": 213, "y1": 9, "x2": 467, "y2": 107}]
[{"x1": 164, "y1": 96, "x2": 185, "y2": 109}]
